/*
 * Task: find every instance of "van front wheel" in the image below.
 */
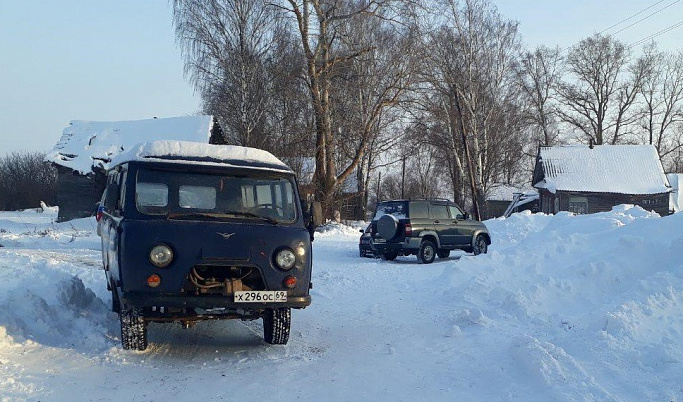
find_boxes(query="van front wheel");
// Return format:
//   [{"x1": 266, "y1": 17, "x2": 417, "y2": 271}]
[
  {"x1": 120, "y1": 308, "x2": 148, "y2": 351},
  {"x1": 263, "y1": 307, "x2": 291, "y2": 345}
]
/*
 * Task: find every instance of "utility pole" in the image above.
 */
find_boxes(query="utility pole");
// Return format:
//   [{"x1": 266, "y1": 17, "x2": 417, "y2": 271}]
[{"x1": 401, "y1": 156, "x2": 406, "y2": 198}]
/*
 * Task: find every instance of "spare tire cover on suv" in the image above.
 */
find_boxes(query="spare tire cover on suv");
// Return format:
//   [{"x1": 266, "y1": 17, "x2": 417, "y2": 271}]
[{"x1": 377, "y1": 214, "x2": 400, "y2": 240}]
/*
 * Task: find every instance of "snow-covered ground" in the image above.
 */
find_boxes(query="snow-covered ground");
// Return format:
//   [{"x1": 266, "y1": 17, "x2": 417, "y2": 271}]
[{"x1": 0, "y1": 206, "x2": 681, "y2": 401}]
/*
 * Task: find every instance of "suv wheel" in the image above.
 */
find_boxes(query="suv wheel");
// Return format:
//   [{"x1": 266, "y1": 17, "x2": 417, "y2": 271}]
[
  {"x1": 437, "y1": 250, "x2": 450, "y2": 259},
  {"x1": 418, "y1": 240, "x2": 436, "y2": 264},
  {"x1": 382, "y1": 251, "x2": 398, "y2": 261},
  {"x1": 473, "y1": 235, "x2": 488, "y2": 255}
]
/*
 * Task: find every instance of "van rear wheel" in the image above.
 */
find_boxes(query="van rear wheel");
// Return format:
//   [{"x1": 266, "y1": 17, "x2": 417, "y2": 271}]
[
  {"x1": 120, "y1": 308, "x2": 148, "y2": 351},
  {"x1": 263, "y1": 308, "x2": 291, "y2": 345}
]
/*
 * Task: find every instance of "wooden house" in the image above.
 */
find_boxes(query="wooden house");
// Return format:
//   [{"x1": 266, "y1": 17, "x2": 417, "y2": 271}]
[
  {"x1": 532, "y1": 144, "x2": 671, "y2": 216},
  {"x1": 45, "y1": 115, "x2": 224, "y2": 221}
]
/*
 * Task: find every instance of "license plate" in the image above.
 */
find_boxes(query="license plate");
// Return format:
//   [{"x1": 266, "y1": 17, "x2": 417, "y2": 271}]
[
  {"x1": 234, "y1": 291, "x2": 287, "y2": 303},
  {"x1": 374, "y1": 238, "x2": 386, "y2": 243}
]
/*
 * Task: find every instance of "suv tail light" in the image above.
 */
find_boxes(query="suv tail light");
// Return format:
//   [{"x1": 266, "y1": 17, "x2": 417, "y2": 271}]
[{"x1": 404, "y1": 223, "x2": 412, "y2": 236}]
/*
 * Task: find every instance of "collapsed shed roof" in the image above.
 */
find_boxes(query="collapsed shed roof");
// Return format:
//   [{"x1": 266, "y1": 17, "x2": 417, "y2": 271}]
[{"x1": 45, "y1": 115, "x2": 215, "y2": 175}]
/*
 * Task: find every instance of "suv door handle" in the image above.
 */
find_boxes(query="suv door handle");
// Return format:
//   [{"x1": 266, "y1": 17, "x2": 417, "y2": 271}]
[{"x1": 434, "y1": 220, "x2": 440, "y2": 223}]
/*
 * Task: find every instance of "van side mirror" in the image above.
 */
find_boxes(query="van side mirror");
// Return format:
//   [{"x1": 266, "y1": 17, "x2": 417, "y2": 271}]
[
  {"x1": 301, "y1": 200, "x2": 323, "y2": 241},
  {"x1": 105, "y1": 183, "x2": 120, "y2": 211}
]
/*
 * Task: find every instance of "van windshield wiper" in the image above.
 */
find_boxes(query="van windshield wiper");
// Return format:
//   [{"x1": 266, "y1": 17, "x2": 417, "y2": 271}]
[
  {"x1": 168, "y1": 211, "x2": 278, "y2": 225},
  {"x1": 223, "y1": 211, "x2": 279, "y2": 225}
]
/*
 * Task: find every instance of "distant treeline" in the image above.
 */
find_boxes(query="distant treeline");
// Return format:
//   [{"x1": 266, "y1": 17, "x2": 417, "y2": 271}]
[{"x1": 0, "y1": 152, "x2": 57, "y2": 211}]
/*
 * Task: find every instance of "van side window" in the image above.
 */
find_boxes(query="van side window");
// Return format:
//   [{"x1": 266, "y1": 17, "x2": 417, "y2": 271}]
[{"x1": 118, "y1": 170, "x2": 127, "y2": 212}]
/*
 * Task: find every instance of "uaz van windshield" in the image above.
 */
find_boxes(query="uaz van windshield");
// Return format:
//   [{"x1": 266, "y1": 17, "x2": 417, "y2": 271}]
[{"x1": 135, "y1": 168, "x2": 297, "y2": 223}]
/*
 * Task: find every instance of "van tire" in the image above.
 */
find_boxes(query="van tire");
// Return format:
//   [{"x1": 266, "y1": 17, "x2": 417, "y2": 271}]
[
  {"x1": 263, "y1": 308, "x2": 291, "y2": 345},
  {"x1": 120, "y1": 308, "x2": 148, "y2": 351}
]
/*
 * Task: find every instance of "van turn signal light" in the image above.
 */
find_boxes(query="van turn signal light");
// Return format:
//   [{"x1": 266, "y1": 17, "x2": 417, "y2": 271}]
[{"x1": 147, "y1": 274, "x2": 161, "y2": 288}]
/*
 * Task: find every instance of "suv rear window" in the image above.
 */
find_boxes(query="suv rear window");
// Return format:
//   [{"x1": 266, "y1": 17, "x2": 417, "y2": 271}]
[{"x1": 373, "y1": 201, "x2": 408, "y2": 220}]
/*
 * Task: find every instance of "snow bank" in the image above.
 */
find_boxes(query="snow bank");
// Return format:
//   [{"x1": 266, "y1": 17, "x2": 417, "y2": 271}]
[{"x1": 0, "y1": 205, "x2": 682, "y2": 401}]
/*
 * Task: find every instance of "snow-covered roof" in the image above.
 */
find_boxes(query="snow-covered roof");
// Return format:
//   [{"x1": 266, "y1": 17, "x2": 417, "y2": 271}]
[
  {"x1": 46, "y1": 115, "x2": 215, "y2": 174},
  {"x1": 109, "y1": 140, "x2": 292, "y2": 173},
  {"x1": 534, "y1": 144, "x2": 671, "y2": 195},
  {"x1": 667, "y1": 173, "x2": 683, "y2": 212}
]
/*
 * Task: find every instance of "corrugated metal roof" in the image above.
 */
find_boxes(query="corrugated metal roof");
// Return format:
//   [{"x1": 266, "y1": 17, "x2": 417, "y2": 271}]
[{"x1": 534, "y1": 144, "x2": 670, "y2": 195}]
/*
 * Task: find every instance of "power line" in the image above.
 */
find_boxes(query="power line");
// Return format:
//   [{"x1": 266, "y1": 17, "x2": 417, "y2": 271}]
[
  {"x1": 609, "y1": 0, "x2": 680, "y2": 36},
  {"x1": 597, "y1": 0, "x2": 668, "y2": 35},
  {"x1": 561, "y1": 0, "x2": 681, "y2": 53},
  {"x1": 629, "y1": 18, "x2": 683, "y2": 48}
]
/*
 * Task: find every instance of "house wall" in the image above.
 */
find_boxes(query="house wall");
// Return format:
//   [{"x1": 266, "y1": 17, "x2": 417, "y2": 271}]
[
  {"x1": 55, "y1": 166, "x2": 106, "y2": 222},
  {"x1": 538, "y1": 190, "x2": 670, "y2": 216}
]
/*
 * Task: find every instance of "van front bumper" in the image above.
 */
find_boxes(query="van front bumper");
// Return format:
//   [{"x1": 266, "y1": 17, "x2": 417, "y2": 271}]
[{"x1": 121, "y1": 292, "x2": 311, "y2": 311}]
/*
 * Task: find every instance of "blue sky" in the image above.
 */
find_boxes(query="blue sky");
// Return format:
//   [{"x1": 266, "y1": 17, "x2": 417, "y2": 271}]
[{"x1": 0, "y1": 1, "x2": 681, "y2": 156}]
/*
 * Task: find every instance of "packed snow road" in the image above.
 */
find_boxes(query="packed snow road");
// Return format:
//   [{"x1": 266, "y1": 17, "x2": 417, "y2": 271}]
[{"x1": 0, "y1": 206, "x2": 681, "y2": 401}]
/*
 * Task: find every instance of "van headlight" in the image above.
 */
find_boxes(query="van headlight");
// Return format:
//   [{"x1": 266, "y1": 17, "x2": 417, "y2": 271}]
[
  {"x1": 274, "y1": 248, "x2": 296, "y2": 270},
  {"x1": 149, "y1": 244, "x2": 173, "y2": 268}
]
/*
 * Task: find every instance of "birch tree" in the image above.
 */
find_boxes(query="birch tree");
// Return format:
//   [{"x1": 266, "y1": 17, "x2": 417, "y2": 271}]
[{"x1": 425, "y1": 0, "x2": 522, "y2": 220}]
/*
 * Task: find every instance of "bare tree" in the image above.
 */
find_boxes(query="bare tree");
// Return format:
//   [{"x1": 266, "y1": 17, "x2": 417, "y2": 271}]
[
  {"x1": 558, "y1": 34, "x2": 647, "y2": 145},
  {"x1": 0, "y1": 152, "x2": 57, "y2": 211},
  {"x1": 423, "y1": 0, "x2": 522, "y2": 220},
  {"x1": 276, "y1": 0, "x2": 415, "y2": 213},
  {"x1": 516, "y1": 46, "x2": 563, "y2": 146},
  {"x1": 638, "y1": 44, "x2": 683, "y2": 169},
  {"x1": 174, "y1": 0, "x2": 279, "y2": 149}
]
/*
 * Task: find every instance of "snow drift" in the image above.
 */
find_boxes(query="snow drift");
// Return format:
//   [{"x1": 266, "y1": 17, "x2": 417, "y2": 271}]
[{"x1": 0, "y1": 206, "x2": 681, "y2": 401}]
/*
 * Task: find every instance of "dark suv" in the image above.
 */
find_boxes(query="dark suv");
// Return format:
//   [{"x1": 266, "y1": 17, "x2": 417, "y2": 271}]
[
  {"x1": 98, "y1": 141, "x2": 320, "y2": 350},
  {"x1": 370, "y1": 199, "x2": 490, "y2": 263}
]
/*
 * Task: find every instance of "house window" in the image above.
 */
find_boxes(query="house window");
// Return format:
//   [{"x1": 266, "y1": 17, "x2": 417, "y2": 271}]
[{"x1": 569, "y1": 196, "x2": 588, "y2": 214}]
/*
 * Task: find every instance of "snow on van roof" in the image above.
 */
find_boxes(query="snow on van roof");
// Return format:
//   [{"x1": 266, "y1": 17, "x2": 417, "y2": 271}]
[
  {"x1": 45, "y1": 115, "x2": 214, "y2": 174},
  {"x1": 534, "y1": 144, "x2": 671, "y2": 195},
  {"x1": 109, "y1": 140, "x2": 292, "y2": 173}
]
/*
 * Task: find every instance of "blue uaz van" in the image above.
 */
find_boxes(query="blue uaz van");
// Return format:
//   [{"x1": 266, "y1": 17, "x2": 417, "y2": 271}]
[{"x1": 98, "y1": 141, "x2": 320, "y2": 350}]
